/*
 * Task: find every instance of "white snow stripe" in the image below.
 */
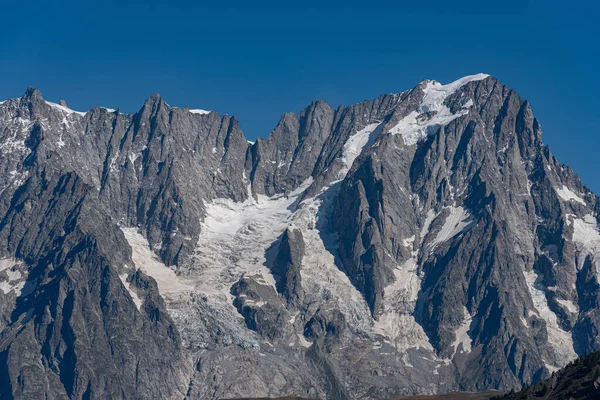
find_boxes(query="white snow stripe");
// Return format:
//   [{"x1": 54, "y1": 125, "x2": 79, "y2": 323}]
[
  {"x1": 556, "y1": 185, "x2": 586, "y2": 205},
  {"x1": 46, "y1": 101, "x2": 86, "y2": 116}
]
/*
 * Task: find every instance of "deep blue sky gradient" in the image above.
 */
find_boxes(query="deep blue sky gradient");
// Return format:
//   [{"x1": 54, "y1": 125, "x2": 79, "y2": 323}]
[{"x1": 1, "y1": 1, "x2": 599, "y2": 191}]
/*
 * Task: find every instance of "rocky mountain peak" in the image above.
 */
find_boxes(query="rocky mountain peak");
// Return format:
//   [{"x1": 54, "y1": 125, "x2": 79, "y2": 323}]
[
  {"x1": 21, "y1": 86, "x2": 43, "y2": 102},
  {"x1": 0, "y1": 74, "x2": 599, "y2": 399},
  {"x1": 144, "y1": 91, "x2": 164, "y2": 104}
]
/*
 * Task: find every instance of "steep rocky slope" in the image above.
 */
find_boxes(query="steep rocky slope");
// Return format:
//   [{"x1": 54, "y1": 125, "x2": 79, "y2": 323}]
[
  {"x1": 0, "y1": 74, "x2": 599, "y2": 399},
  {"x1": 500, "y1": 350, "x2": 600, "y2": 399}
]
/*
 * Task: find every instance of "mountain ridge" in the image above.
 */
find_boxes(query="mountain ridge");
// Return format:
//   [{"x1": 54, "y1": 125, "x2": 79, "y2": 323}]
[
  {"x1": 2, "y1": 73, "x2": 493, "y2": 141},
  {"x1": 1, "y1": 74, "x2": 599, "y2": 399}
]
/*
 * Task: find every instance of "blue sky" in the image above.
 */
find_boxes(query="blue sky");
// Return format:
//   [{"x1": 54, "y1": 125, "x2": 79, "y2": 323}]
[{"x1": 1, "y1": 1, "x2": 599, "y2": 191}]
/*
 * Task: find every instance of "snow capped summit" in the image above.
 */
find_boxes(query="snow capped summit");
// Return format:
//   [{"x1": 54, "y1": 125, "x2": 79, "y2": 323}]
[
  {"x1": 389, "y1": 73, "x2": 490, "y2": 145},
  {"x1": 419, "y1": 73, "x2": 489, "y2": 112}
]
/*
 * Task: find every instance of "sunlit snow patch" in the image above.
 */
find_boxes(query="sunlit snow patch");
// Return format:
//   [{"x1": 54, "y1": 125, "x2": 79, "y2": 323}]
[
  {"x1": 168, "y1": 179, "x2": 316, "y2": 348},
  {"x1": 556, "y1": 185, "x2": 586, "y2": 205},
  {"x1": 571, "y1": 213, "x2": 600, "y2": 273},
  {"x1": 374, "y1": 256, "x2": 433, "y2": 351},
  {"x1": 190, "y1": 183, "x2": 312, "y2": 296},
  {"x1": 556, "y1": 298, "x2": 578, "y2": 314},
  {"x1": 523, "y1": 269, "x2": 577, "y2": 366},
  {"x1": 0, "y1": 258, "x2": 27, "y2": 296},
  {"x1": 428, "y1": 206, "x2": 473, "y2": 250},
  {"x1": 189, "y1": 109, "x2": 211, "y2": 115},
  {"x1": 339, "y1": 121, "x2": 383, "y2": 178},
  {"x1": 121, "y1": 227, "x2": 194, "y2": 296},
  {"x1": 46, "y1": 101, "x2": 86, "y2": 116},
  {"x1": 389, "y1": 73, "x2": 489, "y2": 145},
  {"x1": 451, "y1": 307, "x2": 473, "y2": 356},
  {"x1": 0, "y1": 117, "x2": 34, "y2": 156},
  {"x1": 119, "y1": 272, "x2": 143, "y2": 311}
]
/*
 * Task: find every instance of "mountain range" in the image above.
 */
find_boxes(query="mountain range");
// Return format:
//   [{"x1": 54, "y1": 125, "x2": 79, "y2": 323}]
[{"x1": 0, "y1": 74, "x2": 599, "y2": 399}]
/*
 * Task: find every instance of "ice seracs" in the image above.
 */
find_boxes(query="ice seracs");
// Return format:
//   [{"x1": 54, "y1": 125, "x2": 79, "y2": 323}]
[
  {"x1": 374, "y1": 254, "x2": 432, "y2": 351},
  {"x1": 161, "y1": 181, "x2": 310, "y2": 348},
  {"x1": 291, "y1": 184, "x2": 374, "y2": 335}
]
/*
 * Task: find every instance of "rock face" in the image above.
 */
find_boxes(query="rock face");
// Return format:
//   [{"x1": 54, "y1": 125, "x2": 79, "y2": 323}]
[
  {"x1": 0, "y1": 74, "x2": 599, "y2": 399},
  {"x1": 0, "y1": 170, "x2": 187, "y2": 399},
  {"x1": 271, "y1": 227, "x2": 306, "y2": 307},
  {"x1": 500, "y1": 350, "x2": 600, "y2": 399}
]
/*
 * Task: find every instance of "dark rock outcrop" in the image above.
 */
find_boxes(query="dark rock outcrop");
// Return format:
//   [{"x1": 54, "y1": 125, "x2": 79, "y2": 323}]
[
  {"x1": 272, "y1": 227, "x2": 306, "y2": 307},
  {"x1": 500, "y1": 350, "x2": 600, "y2": 399}
]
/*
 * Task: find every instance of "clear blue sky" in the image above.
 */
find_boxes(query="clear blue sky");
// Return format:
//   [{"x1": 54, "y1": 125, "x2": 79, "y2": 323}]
[{"x1": 1, "y1": 1, "x2": 599, "y2": 192}]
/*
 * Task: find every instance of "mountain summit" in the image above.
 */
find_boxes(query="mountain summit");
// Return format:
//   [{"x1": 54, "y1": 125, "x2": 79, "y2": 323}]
[{"x1": 0, "y1": 74, "x2": 599, "y2": 399}]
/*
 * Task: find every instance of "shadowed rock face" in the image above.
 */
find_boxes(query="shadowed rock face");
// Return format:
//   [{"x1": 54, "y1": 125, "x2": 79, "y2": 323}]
[
  {"x1": 500, "y1": 350, "x2": 600, "y2": 399},
  {"x1": 0, "y1": 170, "x2": 187, "y2": 399},
  {"x1": 0, "y1": 75, "x2": 599, "y2": 399},
  {"x1": 272, "y1": 227, "x2": 306, "y2": 307}
]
